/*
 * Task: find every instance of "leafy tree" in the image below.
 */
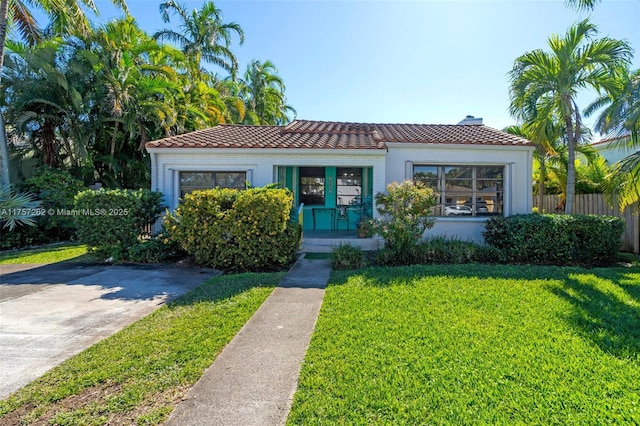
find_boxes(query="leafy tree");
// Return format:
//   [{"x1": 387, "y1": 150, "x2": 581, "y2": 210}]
[
  {"x1": 0, "y1": 0, "x2": 129, "y2": 186},
  {"x1": 509, "y1": 19, "x2": 632, "y2": 213},
  {"x1": 154, "y1": 0, "x2": 244, "y2": 79},
  {"x1": 2, "y1": 39, "x2": 89, "y2": 168},
  {"x1": 238, "y1": 59, "x2": 296, "y2": 125}
]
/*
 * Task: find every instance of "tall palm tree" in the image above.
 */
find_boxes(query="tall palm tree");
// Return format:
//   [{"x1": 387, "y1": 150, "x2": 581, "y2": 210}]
[
  {"x1": 509, "y1": 19, "x2": 631, "y2": 214},
  {"x1": 239, "y1": 59, "x2": 295, "y2": 125},
  {"x1": 154, "y1": 0, "x2": 244, "y2": 79}
]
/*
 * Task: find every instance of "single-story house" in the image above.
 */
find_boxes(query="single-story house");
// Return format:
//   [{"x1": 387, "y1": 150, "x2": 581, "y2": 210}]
[
  {"x1": 591, "y1": 133, "x2": 635, "y2": 165},
  {"x1": 145, "y1": 117, "x2": 533, "y2": 244}
]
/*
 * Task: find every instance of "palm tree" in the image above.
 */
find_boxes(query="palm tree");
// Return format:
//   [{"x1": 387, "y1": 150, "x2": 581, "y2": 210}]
[
  {"x1": 564, "y1": 0, "x2": 601, "y2": 11},
  {"x1": 0, "y1": 0, "x2": 129, "y2": 186},
  {"x1": 509, "y1": 19, "x2": 631, "y2": 214},
  {"x1": 154, "y1": 0, "x2": 244, "y2": 79},
  {"x1": 504, "y1": 121, "x2": 560, "y2": 210},
  {"x1": 2, "y1": 39, "x2": 88, "y2": 167},
  {"x1": 239, "y1": 60, "x2": 295, "y2": 125},
  {"x1": 586, "y1": 67, "x2": 640, "y2": 210}
]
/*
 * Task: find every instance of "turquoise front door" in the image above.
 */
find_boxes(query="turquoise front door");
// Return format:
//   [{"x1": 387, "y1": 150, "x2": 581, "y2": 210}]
[{"x1": 277, "y1": 166, "x2": 373, "y2": 232}]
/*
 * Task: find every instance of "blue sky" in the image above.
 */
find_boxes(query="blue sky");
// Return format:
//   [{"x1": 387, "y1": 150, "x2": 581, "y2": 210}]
[{"x1": 82, "y1": 1, "x2": 640, "y2": 132}]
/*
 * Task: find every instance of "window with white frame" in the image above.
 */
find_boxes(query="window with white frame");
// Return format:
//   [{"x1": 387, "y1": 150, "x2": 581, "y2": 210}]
[
  {"x1": 413, "y1": 165, "x2": 504, "y2": 217},
  {"x1": 179, "y1": 171, "x2": 246, "y2": 197}
]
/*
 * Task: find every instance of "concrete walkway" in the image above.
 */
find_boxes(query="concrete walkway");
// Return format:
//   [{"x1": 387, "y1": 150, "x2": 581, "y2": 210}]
[{"x1": 166, "y1": 256, "x2": 331, "y2": 426}]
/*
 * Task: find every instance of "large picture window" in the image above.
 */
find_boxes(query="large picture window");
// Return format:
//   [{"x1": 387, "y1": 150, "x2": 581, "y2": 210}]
[
  {"x1": 414, "y1": 165, "x2": 504, "y2": 217},
  {"x1": 299, "y1": 167, "x2": 325, "y2": 205},
  {"x1": 336, "y1": 167, "x2": 362, "y2": 206},
  {"x1": 180, "y1": 171, "x2": 246, "y2": 197}
]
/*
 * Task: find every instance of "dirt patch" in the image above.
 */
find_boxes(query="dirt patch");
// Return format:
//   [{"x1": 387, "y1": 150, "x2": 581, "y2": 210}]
[{"x1": 0, "y1": 383, "x2": 190, "y2": 425}]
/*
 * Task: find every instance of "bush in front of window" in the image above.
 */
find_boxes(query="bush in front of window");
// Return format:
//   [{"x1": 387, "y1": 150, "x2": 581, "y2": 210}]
[
  {"x1": 371, "y1": 180, "x2": 438, "y2": 264},
  {"x1": 73, "y1": 189, "x2": 165, "y2": 259},
  {"x1": 165, "y1": 187, "x2": 301, "y2": 272},
  {"x1": 483, "y1": 214, "x2": 625, "y2": 266}
]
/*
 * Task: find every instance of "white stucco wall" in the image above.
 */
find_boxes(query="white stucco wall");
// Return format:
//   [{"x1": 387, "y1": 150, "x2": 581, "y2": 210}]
[
  {"x1": 385, "y1": 142, "x2": 534, "y2": 243},
  {"x1": 148, "y1": 148, "x2": 387, "y2": 211},
  {"x1": 148, "y1": 142, "x2": 534, "y2": 243}
]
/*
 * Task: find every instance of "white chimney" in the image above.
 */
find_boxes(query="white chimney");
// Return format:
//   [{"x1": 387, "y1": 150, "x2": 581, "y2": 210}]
[{"x1": 458, "y1": 115, "x2": 483, "y2": 125}]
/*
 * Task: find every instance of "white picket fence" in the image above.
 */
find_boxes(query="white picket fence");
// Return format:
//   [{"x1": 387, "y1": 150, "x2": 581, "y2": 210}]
[{"x1": 533, "y1": 194, "x2": 639, "y2": 254}]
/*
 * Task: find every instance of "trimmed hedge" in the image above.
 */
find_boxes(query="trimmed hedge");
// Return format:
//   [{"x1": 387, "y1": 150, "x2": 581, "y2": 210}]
[
  {"x1": 483, "y1": 214, "x2": 625, "y2": 266},
  {"x1": 165, "y1": 187, "x2": 301, "y2": 272},
  {"x1": 73, "y1": 189, "x2": 164, "y2": 258}
]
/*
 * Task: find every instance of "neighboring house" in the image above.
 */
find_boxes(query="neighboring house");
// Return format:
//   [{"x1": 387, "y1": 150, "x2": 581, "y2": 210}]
[
  {"x1": 591, "y1": 133, "x2": 635, "y2": 165},
  {"x1": 146, "y1": 118, "x2": 533, "y2": 243}
]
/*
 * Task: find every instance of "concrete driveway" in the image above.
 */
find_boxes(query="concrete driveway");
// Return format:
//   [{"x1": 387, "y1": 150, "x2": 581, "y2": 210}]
[{"x1": 0, "y1": 262, "x2": 218, "y2": 399}]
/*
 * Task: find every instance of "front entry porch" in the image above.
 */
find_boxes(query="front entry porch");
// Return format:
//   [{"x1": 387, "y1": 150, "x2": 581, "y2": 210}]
[{"x1": 278, "y1": 165, "x2": 375, "y2": 232}]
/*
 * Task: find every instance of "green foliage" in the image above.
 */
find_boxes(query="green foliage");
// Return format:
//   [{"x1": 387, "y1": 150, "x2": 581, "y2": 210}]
[
  {"x1": 372, "y1": 180, "x2": 438, "y2": 249},
  {"x1": 24, "y1": 167, "x2": 85, "y2": 235},
  {"x1": 126, "y1": 228, "x2": 186, "y2": 264},
  {"x1": 415, "y1": 237, "x2": 478, "y2": 264},
  {"x1": 166, "y1": 187, "x2": 301, "y2": 272},
  {"x1": 331, "y1": 244, "x2": 366, "y2": 270},
  {"x1": 483, "y1": 214, "x2": 625, "y2": 266},
  {"x1": 0, "y1": 185, "x2": 42, "y2": 231},
  {"x1": 73, "y1": 189, "x2": 165, "y2": 259}
]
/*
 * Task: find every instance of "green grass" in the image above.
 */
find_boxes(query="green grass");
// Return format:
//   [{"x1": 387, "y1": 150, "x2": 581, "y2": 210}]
[
  {"x1": 288, "y1": 263, "x2": 640, "y2": 424},
  {"x1": 303, "y1": 253, "x2": 332, "y2": 260},
  {"x1": 0, "y1": 243, "x2": 92, "y2": 264},
  {"x1": 0, "y1": 271, "x2": 283, "y2": 425}
]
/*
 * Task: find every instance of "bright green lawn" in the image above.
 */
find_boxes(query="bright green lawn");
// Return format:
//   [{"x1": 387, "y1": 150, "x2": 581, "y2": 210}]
[
  {"x1": 288, "y1": 264, "x2": 640, "y2": 424},
  {"x1": 0, "y1": 272, "x2": 282, "y2": 425},
  {"x1": 0, "y1": 243, "x2": 91, "y2": 264}
]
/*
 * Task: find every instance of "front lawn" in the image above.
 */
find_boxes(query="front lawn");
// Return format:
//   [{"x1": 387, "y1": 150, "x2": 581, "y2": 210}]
[
  {"x1": 0, "y1": 272, "x2": 282, "y2": 425},
  {"x1": 288, "y1": 264, "x2": 640, "y2": 424},
  {"x1": 0, "y1": 243, "x2": 91, "y2": 265}
]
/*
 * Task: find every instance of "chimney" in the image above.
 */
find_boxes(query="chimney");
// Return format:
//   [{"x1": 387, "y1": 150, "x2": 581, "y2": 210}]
[{"x1": 458, "y1": 115, "x2": 483, "y2": 125}]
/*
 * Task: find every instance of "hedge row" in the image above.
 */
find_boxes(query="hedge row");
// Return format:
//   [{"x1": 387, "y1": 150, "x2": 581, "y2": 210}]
[
  {"x1": 165, "y1": 187, "x2": 301, "y2": 272},
  {"x1": 483, "y1": 214, "x2": 625, "y2": 266},
  {"x1": 74, "y1": 189, "x2": 164, "y2": 258}
]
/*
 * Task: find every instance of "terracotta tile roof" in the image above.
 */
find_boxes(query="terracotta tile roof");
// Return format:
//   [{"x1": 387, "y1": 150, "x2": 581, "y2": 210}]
[
  {"x1": 145, "y1": 119, "x2": 531, "y2": 150},
  {"x1": 592, "y1": 133, "x2": 632, "y2": 146}
]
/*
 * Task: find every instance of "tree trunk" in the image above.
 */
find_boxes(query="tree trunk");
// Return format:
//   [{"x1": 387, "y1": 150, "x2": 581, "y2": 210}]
[
  {"x1": 0, "y1": 0, "x2": 11, "y2": 186},
  {"x1": 538, "y1": 157, "x2": 546, "y2": 211},
  {"x1": 564, "y1": 114, "x2": 576, "y2": 215}
]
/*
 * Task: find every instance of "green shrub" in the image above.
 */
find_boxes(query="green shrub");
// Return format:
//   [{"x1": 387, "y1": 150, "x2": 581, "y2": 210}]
[
  {"x1": 23, "y1": 168, "x2": 85, "y2": 238},
  {"x1": 483, "y1": 214, "x2": 624, "y2": 266},
  {"x1": 165, "y1": 187, "x2": 301, "y2": 272},
  {"x1": 74, "y1": 189, "x2": 165, "y2": 259},
  {"x1": 126, "y1": 238, "x2": 185, "y2": 264},
  {"x1": 371, "y1": 180, "x2": 438, "y2": 263},
  {"x1": 415, "y1": 237, "x2": 478, "y2": 264},
  {"x1": 331, "y1": 244, "x2": 366, "y2": 270}
]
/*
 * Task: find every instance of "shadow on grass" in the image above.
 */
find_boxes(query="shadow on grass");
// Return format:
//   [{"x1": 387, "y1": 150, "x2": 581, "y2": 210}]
[
  {"x1": 169, "y1": 271, "x2": 283, "y2": 308},
  {"x1": 330, "y1": 263, "x2": 640, "y2": 361},
  {"x1": 551, "y1": 275, "x2": 640, "y2": 361}
]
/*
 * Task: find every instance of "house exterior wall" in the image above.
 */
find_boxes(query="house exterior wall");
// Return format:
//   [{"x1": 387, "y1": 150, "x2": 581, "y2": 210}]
[
  {"x1": 148, "y1": 142, "x2": 533, "y2": 244},
  {"x1": 592, "y1": 140, "x2": 635, "y2": 165},
  {"x1": 385, "y1": 143, "x2": 534, "y2": 243},
  {"x1": 149, "y1": 148, "x2": 387, "y2": 212}
]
